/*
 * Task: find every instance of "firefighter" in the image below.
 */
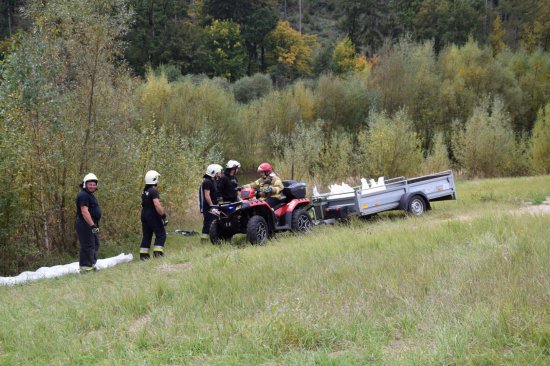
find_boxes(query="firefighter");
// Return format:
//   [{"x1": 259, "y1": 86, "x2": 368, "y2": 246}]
[
  {"x1": 76, "y1": 173, "x2": 102, "y2": 273},
  {"x1": 199, "y1": 164, "x2": 222, "y2": 240},
  {"x1": 140, "y1": 170, "x2": 168, "y2": 260},
  {"x1": 244, "y1": 162, "x2": 284, "y2": 208},
  {"x1": 219, "y1": 159, "x2": 241, "y2": 202}
]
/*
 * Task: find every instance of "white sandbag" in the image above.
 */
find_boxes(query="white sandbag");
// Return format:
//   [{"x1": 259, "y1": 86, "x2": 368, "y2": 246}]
[
  {"x1": 0, "y1": 253, "x2": 133, "y2": 286},
  {"x1": 313, "y1": 185, "x2": 320, "y2": 197},
  {"x1": 360, "y1": 176, "x2": 386, "y2": 195}
]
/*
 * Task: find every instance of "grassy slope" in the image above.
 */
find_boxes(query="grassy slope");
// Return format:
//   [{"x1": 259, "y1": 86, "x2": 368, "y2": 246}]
[{"x1": 1, "y1": 175, "x2": 549, "y2": 365}]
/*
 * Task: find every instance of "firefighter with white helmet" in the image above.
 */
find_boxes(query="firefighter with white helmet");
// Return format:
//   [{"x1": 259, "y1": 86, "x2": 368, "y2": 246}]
[
  {"x1": 140, "y1": 170, "x2": 167, "y2": 260},
  {"x1": 75, "y1": 173, "x2": 102, "y2": 273},
  {"x1": 219, "y1": 159, "x2": 241, "y2": 203},
  {"x1": 199, "y1": 164, "x2": 222, "y2": 240}
]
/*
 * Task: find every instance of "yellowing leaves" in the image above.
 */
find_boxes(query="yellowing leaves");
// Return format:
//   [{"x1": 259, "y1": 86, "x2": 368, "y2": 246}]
[{"x1": 265, "y1": 21, "x2": 318, "y2": 80}]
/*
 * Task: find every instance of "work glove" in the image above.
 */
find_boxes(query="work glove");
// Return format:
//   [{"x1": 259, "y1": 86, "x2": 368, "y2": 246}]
[
  {"x1": 162, "y1": 214, "x2": 168, "y2": 226},
  {"x1": 262, "y1": 187, "x2": 273, "y2": 194},
  {"x1": 236, "y1": 186, "x2": 242, "y2": 192},
  {"x1": 91, "y1": 225, "x2": 100, "y2": 234}
]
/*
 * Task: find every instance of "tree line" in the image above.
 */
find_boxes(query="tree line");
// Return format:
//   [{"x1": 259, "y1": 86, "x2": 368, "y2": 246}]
[{"x1": 0, "y1": 0, "x2": 549, "y2": 274}]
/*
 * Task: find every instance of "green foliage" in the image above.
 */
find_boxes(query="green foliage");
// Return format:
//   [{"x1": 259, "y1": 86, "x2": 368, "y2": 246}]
[
  {"x1": 125, "y1": 0, "x2": 208, "y2": 76},
  {"x1": 369, "y1": 38, "x2": 441, "y2": 148},
  {"x1": 530, "y1": 103, "x2": 550, "y2": 174},
  {"x1": 358, "y1": 109, "x2": 424, "y2": 178},
  {"x1": 138, "y1": 72, "x2": 238, "y2": 157},
  {"x1": 501, "y1": 48, "x2": 550, "y2": 131},
  {"x1": 314, "y1": 73, "x2": 371, "y2": 131},
  {"x1": 438, "y1": 39, "x2": 524, "y2": 130},
  {"x1": 423, "y1": 133, "x2": 451, "y2": 174},
  {"x1": 201, "y1": 0, "x2": 278, "y2": 73},
  {"x1": 452, "y1": 97, "x2": 520, "y2": 178},
  {"x1": 414, "y1": 0, "x2": 484, "y2": 52},
  {"x1": 153, "y1": 64, "x2": 183, "y2": 82},
  {"x1": 317, "y1": 131, "x2": 355, "y2": 183},
  {"x1": 205, "y1": 19, "x2": 247, "y2": 81},
  {"x1": 232, "y1": 73, "x2": 273, "y2": 103},
  {"x1": 271, "y1": 120, "x2": 325, "y2": 183}
]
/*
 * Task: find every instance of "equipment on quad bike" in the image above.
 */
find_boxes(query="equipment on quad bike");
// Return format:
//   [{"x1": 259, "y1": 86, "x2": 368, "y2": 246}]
[{"x1": 209, "y1": 180, "x2": 312, "y2": 245}]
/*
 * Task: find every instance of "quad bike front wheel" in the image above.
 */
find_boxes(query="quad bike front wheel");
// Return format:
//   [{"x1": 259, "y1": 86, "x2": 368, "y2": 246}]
[
  {"x1": 246, "y1": 215, "x2": 268, "y2": 245},
  {"x1": 209, "y1": 221, "x2": 233, "y2": 244}
]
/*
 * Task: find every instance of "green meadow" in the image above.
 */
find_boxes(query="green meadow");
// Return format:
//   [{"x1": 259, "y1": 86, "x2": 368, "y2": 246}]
[{"x1": 1, "y1": 175, "x2": 549, "y2": 365}]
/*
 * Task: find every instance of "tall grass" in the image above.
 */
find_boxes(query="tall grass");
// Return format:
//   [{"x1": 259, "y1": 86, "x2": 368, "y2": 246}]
[{"x1": 0, "y1": 176, "x2": 549, "y2": 365}]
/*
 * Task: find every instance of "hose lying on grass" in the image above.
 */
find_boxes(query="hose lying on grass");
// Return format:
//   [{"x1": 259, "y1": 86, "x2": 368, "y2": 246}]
[{"x1": 0, "y1": 253, "x2": 133, "y2": 286}]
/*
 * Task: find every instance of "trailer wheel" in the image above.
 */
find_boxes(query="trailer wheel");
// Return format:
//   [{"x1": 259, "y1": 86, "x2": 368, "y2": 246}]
[
  {"x1": 246, "y1": 215, "x2": 268, "y2": 245},
  {"x1": 408, "y1": 195, "x2": 426, "y2": 216},
  {"x1": 209, "y1": 222, "x2": 232, "y2": 244},
  {"x1": 291, "y1": 209, "x2": 312, "y2": 233}
]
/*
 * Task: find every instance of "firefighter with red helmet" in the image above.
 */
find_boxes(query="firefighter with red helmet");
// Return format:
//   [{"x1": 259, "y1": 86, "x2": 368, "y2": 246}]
[{"x1": 243, "y1": 162, "x2": 284, "y2": 208}]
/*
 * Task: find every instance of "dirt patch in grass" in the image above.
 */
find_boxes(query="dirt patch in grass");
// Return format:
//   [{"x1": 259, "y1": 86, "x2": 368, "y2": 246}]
[
  {"x1": 516, "y1": 197, "x2": 550, "y2": 215},
  {"x1": 442, "y1": 196, "x2": 550, "y2": 224},
  {"x1": 128, "y1": 315, "x2": 150, "y2": 335},
  {"x1": 157, "y1": 262, "x2": 192, "y2": 273}
]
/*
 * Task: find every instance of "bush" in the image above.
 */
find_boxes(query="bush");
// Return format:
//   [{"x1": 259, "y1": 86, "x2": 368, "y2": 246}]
[
  {"x1": 423, "y1": 133, "x2": 451, "y2": 174},
  {"x1": 314, "y1": 73, "x2": 371, "y2": 131},
  {"x1": 531, "y1": 103, "x2": 550, "y2": 174},
  {"x1": 452, "y1": 97, "x2": 519, "y2": 177},
  {"x1": 357, "y1": 109, "x2": 423, "y2": 178},
  {"x1": 154, "y1": 64, "x2": 183, "y2": 82},
  {"x1": 270, "y1": 120, "x2": 325, "y2": 184},
  {"x1": 232, "y1": 73, "x2": 273, "y2": 103}
]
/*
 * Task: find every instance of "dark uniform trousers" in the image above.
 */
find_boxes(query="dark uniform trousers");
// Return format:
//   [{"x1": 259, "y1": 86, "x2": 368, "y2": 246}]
[
  {"x1": 202, "y1": 210, "x2": 216, "y2": 236},
  {"x1": 140, "y1": 208, "x2": 166, "y2": 259},
  {"x1": 76, "y1": 218, "x2": 100, "y2": 268}
]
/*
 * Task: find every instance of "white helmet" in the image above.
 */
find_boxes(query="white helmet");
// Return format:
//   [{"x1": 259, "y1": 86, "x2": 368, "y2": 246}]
[
  {"x1": 226, "y1": 160, "x2": 241, "y2": 169},
  {"x1": 82, "y1": 173, "x2": 98, "y2": 188},
  {"x1": 145, "y1": 170, "x2": 161, "y2": 185},
  {"x1": 205, "y1": 164, "x2": 223, "y2": 178}
]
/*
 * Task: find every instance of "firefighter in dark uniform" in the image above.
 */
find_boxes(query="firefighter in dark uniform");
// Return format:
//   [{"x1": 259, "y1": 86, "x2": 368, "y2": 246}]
[
  {"x1": 244, "y1": 162, "x2": 284, "y2": 208},
  {"x1": 219, "y1": 159, "x2": 241, "y2": 202},
  {"x1": 199, "y1": 164, "x2": 222, "y2": 240},
  {"x1": 76, "y1": 173, "x2": 102, "y2": 273},
  {"x1": 140, "y1": 170, "x2": 168, "y2": 260}
]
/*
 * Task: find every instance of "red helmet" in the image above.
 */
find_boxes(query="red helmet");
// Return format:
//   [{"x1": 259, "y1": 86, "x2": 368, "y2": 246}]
[{"x1": 257, "y1": 162, "x2": 273, "y2": 175}]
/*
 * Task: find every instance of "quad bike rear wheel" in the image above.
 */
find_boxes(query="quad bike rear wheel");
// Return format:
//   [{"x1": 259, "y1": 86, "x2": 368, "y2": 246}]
[{"x1": 291, "y1": 208, "x2": 312, "y2": 233}]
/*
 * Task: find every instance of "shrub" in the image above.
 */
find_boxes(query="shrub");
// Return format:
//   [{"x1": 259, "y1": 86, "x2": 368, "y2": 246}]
[
  {"x1": 452, "y1": 97, "x2": 518, "y2": 177},
  {"x1": 531, "y1": 103, "x2": 550, "y2": 174},
  {"x1": 357, "y1": 109, "x2": 423, "y2": 178},
  {"x1": 270, "y1": 120, "x2": 325, "y2": 184},
  {"x1": 423, "y1": 133, "x2": 451, "y2": 174},
  {"x1": 233, "y1": 73, "x2": 273, "y2": 103},
  {"x1": 314, "y1": 73, "x2": 371, "y2": 131}
]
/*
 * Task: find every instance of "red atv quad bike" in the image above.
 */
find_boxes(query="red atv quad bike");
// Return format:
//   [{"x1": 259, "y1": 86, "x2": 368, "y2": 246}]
[{"x1": 209, "y1": 180, "x2": 312, "y2": 245}]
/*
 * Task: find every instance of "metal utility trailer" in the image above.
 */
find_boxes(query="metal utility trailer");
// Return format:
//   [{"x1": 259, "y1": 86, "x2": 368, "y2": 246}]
[{"x1": 310, "y1": 170, "x2": 457, "y2": 223}]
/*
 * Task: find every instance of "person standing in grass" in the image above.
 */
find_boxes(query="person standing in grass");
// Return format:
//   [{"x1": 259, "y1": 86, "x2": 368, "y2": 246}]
[
  {"x1": 76, "y1": 173, "x2": 102, "y2": 273},
  {"x1": 219, "y1": 159, "x2": 241, "y2": 203},
  {"x1": 199, "y1": 164, "x2": 222, "y2": 240},
  {"x1": 140, "y1": 170, "x2": 168, "y2": 260}
]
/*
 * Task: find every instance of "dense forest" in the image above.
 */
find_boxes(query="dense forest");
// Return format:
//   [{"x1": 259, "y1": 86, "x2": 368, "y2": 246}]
[{"x1": 1, "y1": 0, "x2": 549, "y2": 274}]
